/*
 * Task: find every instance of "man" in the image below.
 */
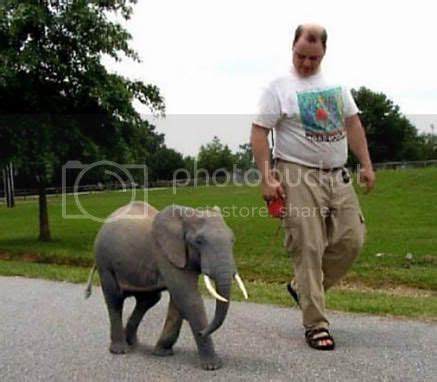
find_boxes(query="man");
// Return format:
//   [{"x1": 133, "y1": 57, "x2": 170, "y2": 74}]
[{"x1": 251, "y1": 24, "x2": 375, "y2": 350}]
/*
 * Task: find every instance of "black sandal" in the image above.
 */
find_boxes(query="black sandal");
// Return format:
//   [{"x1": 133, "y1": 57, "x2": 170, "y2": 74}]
[
  {"x1": 305, "y1": 328, "x2": 335, "y2": 351},
  {"x1": 286, "y1": 283, "x2": 300, "y2": 307}
]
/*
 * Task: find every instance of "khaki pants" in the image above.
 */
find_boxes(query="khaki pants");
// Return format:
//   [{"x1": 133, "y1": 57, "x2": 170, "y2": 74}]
[{"x1": 277, "y1": 161, "x2": 365, "y2": 330}]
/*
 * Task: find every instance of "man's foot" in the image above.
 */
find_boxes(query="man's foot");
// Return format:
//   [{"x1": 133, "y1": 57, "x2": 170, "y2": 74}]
[
  {"x1": 286, "y1": 282, "x2": 300, "y2": 307},
  {"x1": 305, "y1": 328, "x2": 335, "y2": 350}
]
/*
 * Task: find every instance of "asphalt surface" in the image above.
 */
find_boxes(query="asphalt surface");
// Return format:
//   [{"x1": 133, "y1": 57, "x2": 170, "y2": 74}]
[{"x1": 1, "y1": 276, "x2": 436, "y2": 382}]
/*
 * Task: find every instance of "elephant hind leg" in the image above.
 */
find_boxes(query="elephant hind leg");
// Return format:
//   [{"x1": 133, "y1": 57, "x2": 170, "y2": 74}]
[
  {"x1": 153, "y1": 297, "x2": 183, "y2": 356},
  {"x1": 125, "y1": 292, "x2": 161, "y2": 346},
  {"x1": 99, "y1": 269, "x2": 128, "y2": 354}
]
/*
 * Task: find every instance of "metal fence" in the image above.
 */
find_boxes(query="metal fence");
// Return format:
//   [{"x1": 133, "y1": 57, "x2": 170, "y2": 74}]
[
  {"x1": 373, "y1": 159, "x2": 437, "y2": 170},
  {"x1": 1, "y1": 160, "x2": 437, "y2": 201}
]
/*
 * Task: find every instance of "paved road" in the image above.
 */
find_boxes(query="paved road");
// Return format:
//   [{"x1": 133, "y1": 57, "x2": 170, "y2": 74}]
[{"x1": 1, "y1": 277, "x2": 436, "y2": 381}]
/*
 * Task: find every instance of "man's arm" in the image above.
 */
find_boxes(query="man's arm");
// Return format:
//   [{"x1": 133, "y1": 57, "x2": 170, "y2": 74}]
[
  {"x1": 250, "y1": 124, "x2": 285, "y2": 200},
  {"x1": 345, "y1": 114, "x2": 376, "y2": 192}
]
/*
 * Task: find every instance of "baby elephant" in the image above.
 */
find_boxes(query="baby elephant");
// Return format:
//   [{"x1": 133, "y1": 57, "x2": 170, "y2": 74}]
[{"x1": 85, "y1": 202, "x2": 247, "y2": 370}]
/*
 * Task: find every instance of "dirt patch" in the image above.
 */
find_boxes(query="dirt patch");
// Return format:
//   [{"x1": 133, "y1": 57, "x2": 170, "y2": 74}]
[{"x1": 336, "y1": 281, "x2": 435, "y2": 298}]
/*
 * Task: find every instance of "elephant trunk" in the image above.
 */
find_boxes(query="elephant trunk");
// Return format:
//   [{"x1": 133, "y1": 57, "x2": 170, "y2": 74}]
[{"x1": 199, "y1": 273, "x2": 232, "y2": 337}]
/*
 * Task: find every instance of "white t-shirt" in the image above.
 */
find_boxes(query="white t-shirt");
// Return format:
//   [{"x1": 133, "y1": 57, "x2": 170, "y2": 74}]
[{"x1": 253, "y1": 68, "x2": 358, "y2": 169}]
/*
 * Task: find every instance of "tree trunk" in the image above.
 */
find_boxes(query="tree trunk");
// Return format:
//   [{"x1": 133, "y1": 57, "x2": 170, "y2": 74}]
[
  {"x1": 3, "y1": 163, "x2": 15, "y2": 208},
  {"x1": 38, "y1": 181, "x2": 51, "y2": 241}
]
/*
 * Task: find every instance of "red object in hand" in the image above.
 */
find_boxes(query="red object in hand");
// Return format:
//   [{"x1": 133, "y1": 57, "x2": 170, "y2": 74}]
[{"x1": 267, "y1": 198, "x2": 286, "y2": 218}]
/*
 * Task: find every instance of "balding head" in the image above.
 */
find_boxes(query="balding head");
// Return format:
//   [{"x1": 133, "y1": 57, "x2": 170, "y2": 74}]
[
  {"x1": 293, "y1": 24, "x2": 327, "y2": 51},
  {"x1": 291, "y1": 24, "x2": 326, "y2": 77}
]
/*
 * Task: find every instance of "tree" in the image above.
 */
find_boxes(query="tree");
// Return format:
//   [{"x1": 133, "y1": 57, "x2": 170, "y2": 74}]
[
  {"x1": 197, "y1": 136, "x2": 235, "y2": 175},
  {"x1": 351, "y1": 87, "x2": 421, "y2": 163},
  {"x1": 234, "y1": 143, "x2": 254, "y2": 171},
  {"x1": 183, "y1": 155, "x2": 196, "y2": 178},
  {"x1": 0, "y1": 1, "x2": 164, "y2": 240},
  {"x1": 148, "y1": 146, "x2": 185, "y2": 181},
  {"x1": 418, "y1": 133, "x2": 437, "y2": 160}
]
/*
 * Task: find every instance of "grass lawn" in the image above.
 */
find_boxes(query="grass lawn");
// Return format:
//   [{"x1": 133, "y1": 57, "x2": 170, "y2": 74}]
[
  {"x1": 0, "y1": 259, "x2": 435, "y2": 321},
  {"x1": 1, "y1": 167, "x2": 436, "y2": 319}
]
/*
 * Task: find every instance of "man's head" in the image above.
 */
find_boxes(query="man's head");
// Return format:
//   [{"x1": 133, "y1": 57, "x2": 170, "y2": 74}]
[{"x1": 292, "y1": 24, "x2": 327, "y2": 77}]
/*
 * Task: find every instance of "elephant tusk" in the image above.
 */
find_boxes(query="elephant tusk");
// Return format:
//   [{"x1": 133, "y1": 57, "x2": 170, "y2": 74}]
[
  {"x1": 234, "y1": 273, "x2": 248, "y2": 299},
  {"x1": 203, "y1": 275, "x2": 228, "y2": 302}
]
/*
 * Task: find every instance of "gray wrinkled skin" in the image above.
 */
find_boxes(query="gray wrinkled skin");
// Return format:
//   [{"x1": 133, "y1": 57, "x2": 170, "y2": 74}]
[{"x1": 89, "y1": 202, "x2": 237, "y2": 371}]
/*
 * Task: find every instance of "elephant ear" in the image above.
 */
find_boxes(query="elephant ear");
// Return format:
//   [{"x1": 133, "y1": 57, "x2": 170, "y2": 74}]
[{"x1": 152, "y1": 205, "x2": 187, "y2": 269}]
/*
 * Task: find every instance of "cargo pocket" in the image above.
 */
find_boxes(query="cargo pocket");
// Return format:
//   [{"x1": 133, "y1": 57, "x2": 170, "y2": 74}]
[{"x1": 282, "y1": 216, "x2": 298, "y2": 256}]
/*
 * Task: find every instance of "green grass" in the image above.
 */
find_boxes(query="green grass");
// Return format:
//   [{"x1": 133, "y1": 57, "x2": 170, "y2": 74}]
[
  {"x1": 1, "y1": 167, "x2": 437, "y2": 320},
  {"x1": 1, "y1": 167, "x2": 437, "y2": 292},
  {"x1": 0, "y1": 259, "x2": 90, "y2": 283},
  {"x1": 1, "y1": 259, "x2": 435, "y2": 321}
]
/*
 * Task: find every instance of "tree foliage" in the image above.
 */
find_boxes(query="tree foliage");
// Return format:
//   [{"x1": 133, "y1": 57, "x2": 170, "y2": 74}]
[
  {"x1": 234, "y1": 143, "x2": 254, "y2": 171},
  {"x1": 351, "y1": 87, "x2": 422, "y2": 163},
  {"x1": 182, "y1": 155, "x2": 196, "y2": 177},
  {"x1": 197, "y1": 136, "x2": 235, "y2": 175},
  {"x1": 417, "y1": 133, "x2": 437, "y2": 160},
  {"x1": 0, "y1": 0, "x2": 165, "y2": 240},
  {"x1": 148, "y1": 146, "x2": 185, "y2": 181}
]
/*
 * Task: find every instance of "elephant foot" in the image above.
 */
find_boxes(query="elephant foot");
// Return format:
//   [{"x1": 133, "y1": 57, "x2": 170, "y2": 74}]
[
  {"x1": 126, "y1": 334, "x2": 138, "y2": 347},
  {"x1": 109, "y1": 341, "x2": 130, "y2": 354},
  {"x1": 200, "y1": 355, "x2": 222, "y2": 371},
  {"x1": 152, "y1": 346, "x2": 174, "y2": 357}
]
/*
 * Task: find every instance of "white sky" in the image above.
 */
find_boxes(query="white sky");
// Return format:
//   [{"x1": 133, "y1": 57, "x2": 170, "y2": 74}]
[{"x1": 104, "y1": 0, "x2": 437, "y2": 156}]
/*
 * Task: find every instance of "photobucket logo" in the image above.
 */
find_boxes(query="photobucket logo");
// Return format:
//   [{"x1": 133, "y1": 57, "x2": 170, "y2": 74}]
[
  {"x1": 168, "y1": 204, "x2": 333, "y2": 219},
  {"x1": 171, "y1": 159, "x2": 365, "y2": 194},
  {"x1": 62, "y1": 160, "x2": 148, "y2": 222},
  {"x1": 172, "y1": 160, "x2": 261, "y2": 194}
]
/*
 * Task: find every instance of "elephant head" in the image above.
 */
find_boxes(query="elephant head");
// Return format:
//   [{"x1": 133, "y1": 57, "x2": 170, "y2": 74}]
[{"x1": 152, "y1": 205, "x2": 247, "y2": 337}]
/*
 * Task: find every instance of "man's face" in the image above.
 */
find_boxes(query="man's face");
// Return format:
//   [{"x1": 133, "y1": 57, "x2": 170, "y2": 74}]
[{"x1": 292, "y1": 39, "x2": 325, "y2": 77}]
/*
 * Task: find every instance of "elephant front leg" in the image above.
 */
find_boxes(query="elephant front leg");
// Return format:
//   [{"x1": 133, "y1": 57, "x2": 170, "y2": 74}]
[
  {"x1": 153, "y1": 297, "x2": 183, "y2": 356},
  {"x1": 173, "y1": 290, "x2": 222, "y2": 370},
  {"x1": 190, "y1": 320, "x2": 222, "y2": 371}
]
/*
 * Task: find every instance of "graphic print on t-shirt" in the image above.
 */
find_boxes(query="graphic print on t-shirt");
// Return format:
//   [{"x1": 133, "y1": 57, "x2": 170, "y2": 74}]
[{"x1": 297, "y1": 87, "x2": 346, "y2": 142}]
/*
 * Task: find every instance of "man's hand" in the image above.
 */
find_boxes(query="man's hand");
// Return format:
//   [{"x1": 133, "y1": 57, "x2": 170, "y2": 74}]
[
  {"x1": 251, "y1": 124, "x2": 286, "y2": 201},
  {"x1": 261, "y1": 176, "x2": 286, "y2": 201},
  {"x1": 360, "y1": 166, "x2": 376, "y2": 193},
  {"x1": 345, "y1": 115, "x2": 376, "y2": 193}
]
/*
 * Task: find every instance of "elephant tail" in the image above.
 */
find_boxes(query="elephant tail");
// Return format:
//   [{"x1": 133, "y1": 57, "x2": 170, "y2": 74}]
[{"x1": 84, "y1": 264, "x2": 97, "y2": 299}]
